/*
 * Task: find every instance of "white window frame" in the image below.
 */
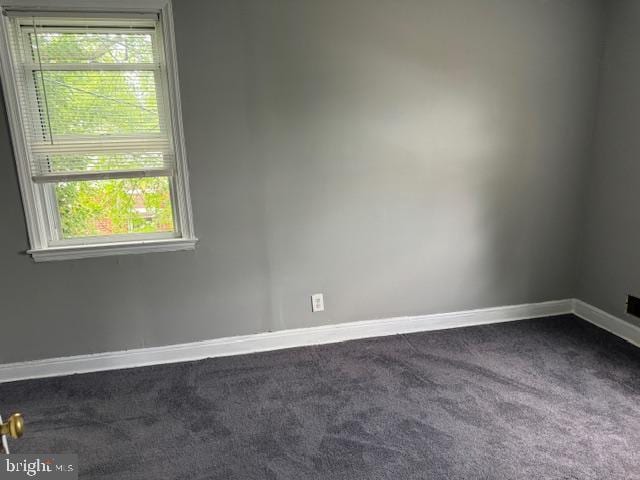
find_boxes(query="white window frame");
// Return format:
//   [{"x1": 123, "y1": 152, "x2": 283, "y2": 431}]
[{"x1": 0, "y1": 0, "x2": 196, "y2": 262}]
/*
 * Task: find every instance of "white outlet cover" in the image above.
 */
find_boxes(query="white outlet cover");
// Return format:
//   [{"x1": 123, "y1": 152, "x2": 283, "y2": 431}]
[{"x1": 311, "y1": 293, "x2": 324, "y2": 312}]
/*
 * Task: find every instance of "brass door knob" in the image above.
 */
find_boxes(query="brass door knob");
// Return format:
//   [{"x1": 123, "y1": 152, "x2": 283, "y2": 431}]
[{"x1": 0, "y1": 413, "x2": 24, "y2": 439}]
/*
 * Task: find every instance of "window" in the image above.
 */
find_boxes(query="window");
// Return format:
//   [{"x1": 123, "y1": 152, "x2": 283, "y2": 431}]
[{"x1": 0, "y1": 1, "x2": 196, "y2": 261}]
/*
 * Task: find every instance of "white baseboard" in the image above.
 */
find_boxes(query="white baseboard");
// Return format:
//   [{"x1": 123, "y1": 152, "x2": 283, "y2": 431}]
[
  {"x1": 2, "y1": 298, "x2": 637, "y2": 384},
  {"x1": 0, "y1": 299, "x2": 573, "y2": 383},
  {"x1": 573, "y1": 299, "x2": 640, "y2": 348}
]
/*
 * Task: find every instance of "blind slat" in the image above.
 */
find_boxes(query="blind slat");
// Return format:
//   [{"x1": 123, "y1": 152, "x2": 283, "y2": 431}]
[
  {"x1": 4, "y1": 10, "x2": 158, "y2": 22},
  {"x1": 30, "y1": 137, "x2": 171, "y2": 154},
  {"x1": 22, "y1": 63, "x2": 161, "y2": 71},
  {"x1": 32, "y1": 168, "x2": 173, "y2": 183}
]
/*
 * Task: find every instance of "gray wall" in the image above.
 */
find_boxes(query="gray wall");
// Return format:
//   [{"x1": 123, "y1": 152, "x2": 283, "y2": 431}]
[
  {"x1": 0, "y1": 0, "x2": 604, "y2": 363},
  {"x1": 577, "y1": 0, "x2": 640, "y2": 325}
]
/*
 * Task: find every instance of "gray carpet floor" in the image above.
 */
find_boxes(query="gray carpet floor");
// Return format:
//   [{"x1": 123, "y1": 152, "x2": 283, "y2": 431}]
[{"x1": 2, "y1": 314, "x2": 640, "y2": 479}]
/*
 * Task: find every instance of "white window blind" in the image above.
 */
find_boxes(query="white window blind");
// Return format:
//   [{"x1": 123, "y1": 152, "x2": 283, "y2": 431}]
[{"x1": 6, "y1": 14, "x2": 175, "y2": 183}]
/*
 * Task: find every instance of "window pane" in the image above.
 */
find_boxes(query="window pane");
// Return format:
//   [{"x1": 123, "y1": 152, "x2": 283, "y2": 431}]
[
  {"x1": 29, "y1": 31, "x2": 154, "y2": 64},
  {"x1": 35, "y1": 70, "x2": 161, "y2": 136},
  {"x1": 55, "y1": 176, "x2": 175, "y2": 238}
]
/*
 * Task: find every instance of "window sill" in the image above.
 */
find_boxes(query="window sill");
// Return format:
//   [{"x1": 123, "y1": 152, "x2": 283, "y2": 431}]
[{"x1": 28, "y1": 238, "x2": 198, "y2": 262}]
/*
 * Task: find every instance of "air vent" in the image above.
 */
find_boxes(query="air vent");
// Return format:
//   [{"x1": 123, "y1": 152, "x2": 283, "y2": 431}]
[{"x1": 626, "y1": 295, "x2": 640, "y2": 319}]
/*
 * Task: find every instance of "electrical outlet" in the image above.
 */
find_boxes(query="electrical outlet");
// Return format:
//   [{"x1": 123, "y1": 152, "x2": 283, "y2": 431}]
[{"x1": 311, "y1": 293, "x2": 324, "y2": 312}]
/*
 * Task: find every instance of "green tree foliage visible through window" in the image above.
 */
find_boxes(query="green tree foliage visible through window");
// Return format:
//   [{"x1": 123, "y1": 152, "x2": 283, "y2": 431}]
[
  {"x1": 56, "y1": 177, "x2": 174, "y2": 238},
  {"x1": 30, "y1": 29, "x2": 175, "y2": 238}
]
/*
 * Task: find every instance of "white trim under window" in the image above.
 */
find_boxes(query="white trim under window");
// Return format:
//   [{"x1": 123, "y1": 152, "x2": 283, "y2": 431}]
[{"x1": 0, "y1": 0, "x2": 196, "y2": 261}]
